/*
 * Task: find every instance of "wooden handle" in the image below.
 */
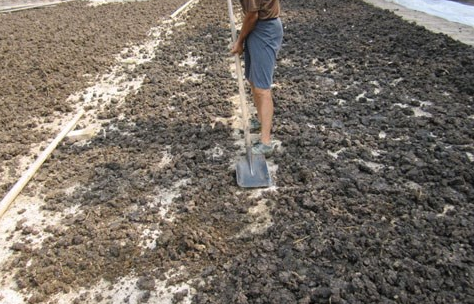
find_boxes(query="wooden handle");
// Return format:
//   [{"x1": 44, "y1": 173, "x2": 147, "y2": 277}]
[
  {"x1": 0, "y1": 109, "x2": 84, "y2": 219},
  {"x1": 227, "y1": 0, "x2": 251, "y2": 148},
  {"x1": 227, "y1": 0, "x2": 238, "y2": 42}
]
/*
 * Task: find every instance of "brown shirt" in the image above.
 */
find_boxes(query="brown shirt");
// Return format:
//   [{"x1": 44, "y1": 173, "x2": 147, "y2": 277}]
[{"x1": 239, "y1": 0, "x2": 280, "y2": 20}]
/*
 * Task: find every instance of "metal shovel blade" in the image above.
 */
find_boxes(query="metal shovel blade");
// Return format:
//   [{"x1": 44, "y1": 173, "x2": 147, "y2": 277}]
[{"x1": 236, "y1": 153, "x2": 272, "y2": 188}]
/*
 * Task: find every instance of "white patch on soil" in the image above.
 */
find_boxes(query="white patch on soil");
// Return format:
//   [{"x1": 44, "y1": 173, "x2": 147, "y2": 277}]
[
  {"x1": 371, "y1": 149, "x2": 384, "y2": 157},
  {"x1": 414, "y1": 101, "x2": 433, "y2": 117},
  {"x1": 357, "y1": 159, "x2": 385, "y2": 172},
  {"x1": 157, "y1": 150, "x2": 173, "y2": 169},
  {"x1": 140, "y1": 227, "x2": 161, "y2": 250},
  {"x1": 392, "y1": 135, "x2": 410, "y2": 141},
  {"x1": 236, "y1": 200, "x2": 274, "y2": 238},
  {"x1": 247, "y1": 200, "x2": 274, "y2": 234},
  {"x1": 466, "y1": 152, "x2": 474, "y2": 162},
  {"x1": 0, "y1": 196, "x2": 83, "y2": 304},
  {"x1": 393, "y1": 100, "x2": 432, "y2": 118},
  {"x1": 311, "y1": 58, "x2": 337, "y2": 72},
  {"x1": 0, "y1": 288, "x2": 23, "y2": 304},
  {"x1": 266, "y1": 160, "x2": 279, "y2": 186},
  {"x1": 412, "y1": 107, "x2": 432, "y2": 117},
  {"x1": 178, "y1": 73, "x2": 204, "y2": 83},
  {"x1": 370, "y1": 80, "x2": 382, "y2": 95},
  {"x1": 205, "y1": 145, "x2": 224, "y2": 160},
  {"x1": 328, "y1": 148, "x2": 346, "y2": 159},
  {"x1": 46, "y1": 268, "x2": 194, "y2": 304},
  {"x1": 378, "y1": 131, "x2": 387, "y2": 139},
  {"x1": 390, "y1": 77, "x2": 404, "y2": 86},
  {"x1": 393, "y1": 103, "x2": 409, "y2": 109},
  {"x1": 179, "y1": 52, "x2": 200, "y2": 67},
  {"x1": 0, "y1": 195, "x2": 81, "y2": 258},
  {"x1": 248, "y1": 185, "x2": 278, "y2": 200},
  {"x1": 437, "y1": 205, "x2": 455, "y2": 217},
  {"x1": 356, "y1": 91, "x2": 374, "y2": 102},
  {"x1": 281, "y1": 58, "x2": 294, "y2": 66},
  {"x1": 212, "y1": 115, "x2": 237, "y2": 129},
  {"x1": 87, "y1": 0, "x2": 150, "y2": 7},
  {"x1": 314, "y1": 76, "x2": 335, "y2": 88},
  {"x1": 118, "y1": 27, "x2": 163, "y2": 67},
  {"x1": 152, "y1": 179, "x2": 190, "y2": 220},
  {"x1": 337, "y1": 99, "x2": 347, "y2": 105},
  {"x1": 66, "y1": 124, "x2": 100, "y2": 142},
  {"x1": 356, "y1": 91, "x2": 367, "y2": 101}
]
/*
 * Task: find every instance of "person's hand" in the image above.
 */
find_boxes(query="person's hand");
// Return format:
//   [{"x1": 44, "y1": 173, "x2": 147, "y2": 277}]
[{"x1": 230, "y1": 40, "x2": 244, "y2": 56}]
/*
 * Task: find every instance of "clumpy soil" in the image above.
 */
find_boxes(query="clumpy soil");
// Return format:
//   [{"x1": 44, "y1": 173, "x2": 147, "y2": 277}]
[
  {"x1": 0, "y1": 0, "x2": 187, "y2": 192},
  {"x1": 2, "y1": 0, "x2": 474, "y2": 303}
]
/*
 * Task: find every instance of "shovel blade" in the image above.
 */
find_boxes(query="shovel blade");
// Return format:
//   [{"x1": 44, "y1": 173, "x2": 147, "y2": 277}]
[{"x1": 236, "y1": 154, "x2": 272, "y2": 188}]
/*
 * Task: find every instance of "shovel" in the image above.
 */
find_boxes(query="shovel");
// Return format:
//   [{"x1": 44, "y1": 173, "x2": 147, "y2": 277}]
[{"x1": 227, "y1": 0, "x2": 272, "y2": 188}]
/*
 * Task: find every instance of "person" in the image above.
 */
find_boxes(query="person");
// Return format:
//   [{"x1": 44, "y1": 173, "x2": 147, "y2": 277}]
[{"x1": 231, "y1": 0, "x2": 283, "y2": 156}]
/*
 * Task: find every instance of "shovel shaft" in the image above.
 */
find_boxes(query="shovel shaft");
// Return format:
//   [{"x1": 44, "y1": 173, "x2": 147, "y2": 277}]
[
  {"x1": 227, "y1": 0, "x2": 252, "y2": 149},
  {"x1": 246, "y1": 146, "x2": 254, "y2": 175},
  {"x1": 227, "y1": 0, "x2": 238, "y2": 42}
]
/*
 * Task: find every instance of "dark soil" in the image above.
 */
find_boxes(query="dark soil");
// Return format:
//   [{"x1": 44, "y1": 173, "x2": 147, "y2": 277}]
[
  {"x1": 452, "y1": 0, "x2": 474, "y2": 5},
  {"x1": 1, "y1": 0, "x2": 474, "y2": 303}
]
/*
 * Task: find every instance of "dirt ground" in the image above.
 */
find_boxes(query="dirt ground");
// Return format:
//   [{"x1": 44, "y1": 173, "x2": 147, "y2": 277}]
[{"x1": 1, "y1": 0, "x2": 473, "y2": 303}]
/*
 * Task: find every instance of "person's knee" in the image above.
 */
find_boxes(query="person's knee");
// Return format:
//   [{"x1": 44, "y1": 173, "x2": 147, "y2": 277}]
[{"x1": 253, "y1": 87, "x2": 271, "y2": 100}]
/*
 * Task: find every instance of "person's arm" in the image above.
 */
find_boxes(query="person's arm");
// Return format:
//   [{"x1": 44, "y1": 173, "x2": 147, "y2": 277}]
[{"x1": 231, "y1": 11, "x2": 258, "y2": 55}]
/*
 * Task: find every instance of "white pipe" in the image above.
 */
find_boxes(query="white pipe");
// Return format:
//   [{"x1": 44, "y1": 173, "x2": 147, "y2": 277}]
[
  {"x1": 171, "y1": 0, "x2": 199, "y2": 19},
  {"x1": 0, "y1": 109, "x2": 84, "y2": 219}
]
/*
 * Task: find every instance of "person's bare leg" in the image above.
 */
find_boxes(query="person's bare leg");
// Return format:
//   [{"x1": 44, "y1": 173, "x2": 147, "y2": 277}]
[
  {"x1": 253, "y1": 87, "x2": 273, "y2": 145},
  {"x1": 249, "y1": 83, "x2": 261, "y2": 123}
]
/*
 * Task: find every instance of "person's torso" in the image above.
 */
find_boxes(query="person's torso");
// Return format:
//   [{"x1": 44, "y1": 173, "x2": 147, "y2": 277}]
[{"x1": 239, "y1": 0, "x2": 280, "y2": 20}]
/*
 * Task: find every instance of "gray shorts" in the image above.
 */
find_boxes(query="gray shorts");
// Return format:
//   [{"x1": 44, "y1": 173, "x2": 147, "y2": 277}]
[{"x1": 244, "y1": 18, "x2": 283, "y2": 89}]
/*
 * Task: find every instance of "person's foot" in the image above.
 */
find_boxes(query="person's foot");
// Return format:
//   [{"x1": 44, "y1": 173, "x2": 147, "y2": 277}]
[{"x1": 252, "y1": 141, "x2": 275, "y2": 157}]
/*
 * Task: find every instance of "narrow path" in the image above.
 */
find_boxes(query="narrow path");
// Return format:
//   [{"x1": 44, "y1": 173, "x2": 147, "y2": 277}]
[
  {"x1": 0, "y1": 0, "x2": 74, "y2": 12},
  {"x1": 362, "y1": 0, "x2": 474, "y2": 46}
]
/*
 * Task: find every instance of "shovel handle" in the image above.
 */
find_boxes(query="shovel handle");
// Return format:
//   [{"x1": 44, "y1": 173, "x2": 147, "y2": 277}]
[
  {"x1": 227, "y1": 0, "x2": 252, "y2": 149},
  {"x1": 227, "y1": 0, "x2": 238, "y2": 42}
]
